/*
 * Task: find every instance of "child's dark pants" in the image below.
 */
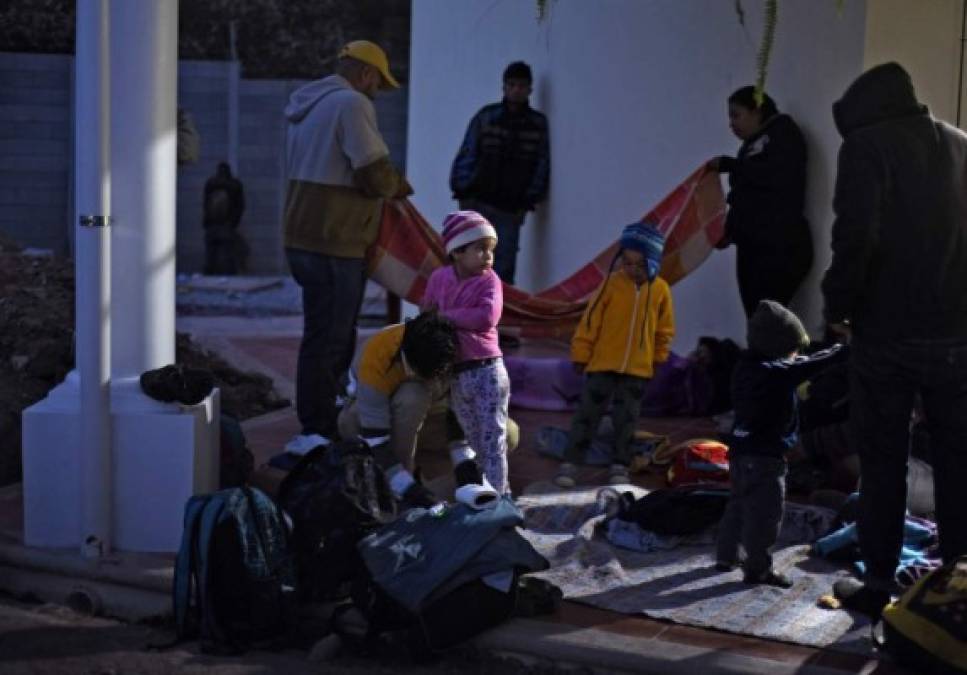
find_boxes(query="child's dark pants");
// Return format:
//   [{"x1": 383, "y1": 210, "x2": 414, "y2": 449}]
[
  {"x1": 564, "y1": 371, "x2": 647, "y2": 466},
  {"x1": 716, "y1": 454, "x2": 787, "y2": 578}
]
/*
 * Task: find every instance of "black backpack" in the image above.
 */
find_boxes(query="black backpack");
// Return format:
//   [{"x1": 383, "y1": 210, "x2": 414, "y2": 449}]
[
  {"x1": 173, "y1": 486, "x2": 297, "y2": 653},
  {"x1": 219, "y1": 414, "x2": 255, "y2": 489},
  {"x1": 880, "y1": 556, "x2": 967, "y2": 674},
  {"x1": 276, "y1": 439, "x2": 397, "y2": 602}
]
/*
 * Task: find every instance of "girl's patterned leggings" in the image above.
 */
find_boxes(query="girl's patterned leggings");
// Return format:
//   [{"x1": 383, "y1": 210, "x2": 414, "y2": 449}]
[{"x1": 450, "y1": 358, "x2": 511, "y2": 494}]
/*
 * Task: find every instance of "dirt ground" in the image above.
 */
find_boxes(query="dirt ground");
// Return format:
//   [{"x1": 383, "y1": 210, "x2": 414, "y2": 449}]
[
  {"x1": 0, "y1": 593, "x2": 569, "y2": 675},
  {"x1": 0, "y1": 238, "x2": 288, "y2": 487}
]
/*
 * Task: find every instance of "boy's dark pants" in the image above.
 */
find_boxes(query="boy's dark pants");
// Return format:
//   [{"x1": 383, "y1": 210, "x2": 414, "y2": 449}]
[
  {"x1": 716, "y1": 454, "x2": 787, "y2": 578},
  {"x1": 564, "y1": 371, "x2": 647, "y2": 465},
  {"x1": 851, "y1": 336, "x2": 967, "y2": 592}
]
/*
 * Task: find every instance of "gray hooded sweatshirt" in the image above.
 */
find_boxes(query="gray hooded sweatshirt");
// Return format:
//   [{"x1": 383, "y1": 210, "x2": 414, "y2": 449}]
[{"x1": 283, "y1": 74, "x2": 409, "y2": 258}]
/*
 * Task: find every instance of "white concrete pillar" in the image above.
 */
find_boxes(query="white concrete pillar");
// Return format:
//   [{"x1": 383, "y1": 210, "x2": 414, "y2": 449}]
[
  {"x1": 75, "y1": 0, "x2": 113, "y2": 556},
  {"x1": 109, "y1": 0, "x2": 177, "y2": 380},
  {"x1": 22, "y1": 0, "x2": 220, "y2": 553}
]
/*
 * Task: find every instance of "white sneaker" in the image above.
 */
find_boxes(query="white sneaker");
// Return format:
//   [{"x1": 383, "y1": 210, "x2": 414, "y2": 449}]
[
  {"x1": 345, "y1": 369, "x2": 358, "y2": 399},
  {"x1": 454, "y1": 476, "x2": 499, "y2": 510},
  {"x1": 284, "y1": 433, "x2": 331, "y2": 456}
]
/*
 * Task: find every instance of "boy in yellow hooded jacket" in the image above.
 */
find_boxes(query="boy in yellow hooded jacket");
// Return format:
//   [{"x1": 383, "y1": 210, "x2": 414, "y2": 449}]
[{"x1": 555, "y1": 222, "x2": 675, "y2": 487}]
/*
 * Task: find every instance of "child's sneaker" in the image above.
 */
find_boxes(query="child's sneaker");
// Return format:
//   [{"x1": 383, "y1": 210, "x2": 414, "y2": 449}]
[
  {"x1": 401, "y1": 482, "x2": 441, "y2": 510},
  {"x1": 554, "y1": 462, "x2": 578, "y2": 488},
  {"x1": 743, "y1": 569, "x2": 793, "y2": 588},
  {"x1": 608, "y1": 463, "x2": 630, "y2": 485},
  {"x1": 284, "y1": 433, "x2": 332, "y2": 456}
]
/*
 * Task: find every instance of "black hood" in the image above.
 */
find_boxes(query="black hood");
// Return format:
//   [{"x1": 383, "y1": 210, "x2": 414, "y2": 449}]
[{"x1": 833, "y1": 62, "x2": 927, "y2": 138}]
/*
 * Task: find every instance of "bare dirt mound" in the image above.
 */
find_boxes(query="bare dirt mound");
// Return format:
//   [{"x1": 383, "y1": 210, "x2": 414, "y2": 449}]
[{"x1": 0, "y1": 245, "x2": 288, "y2": 486}]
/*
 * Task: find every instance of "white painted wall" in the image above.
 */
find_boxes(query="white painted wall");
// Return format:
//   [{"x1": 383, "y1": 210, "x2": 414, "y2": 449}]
[
  {"x1": 408, "y1": 0, "x2": 867, "y2": 351},
  {"x1": 864, "y1": 0, "x2": 964, "y2": 127}
]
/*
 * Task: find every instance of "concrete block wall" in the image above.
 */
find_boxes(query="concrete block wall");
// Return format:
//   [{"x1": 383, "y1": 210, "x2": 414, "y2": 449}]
[
  {"x1": 176, "y1": 60, "x2": 232, "y2": 273},
  {"x1": 0, "y1": 53, "x2": 72, "y2": 255},
  {"x1": 235, "y1": 78, "x2": 291, "y2": 275},
  {"x1": 0, "y1": 52, "x2": 409, "y2": 275}
]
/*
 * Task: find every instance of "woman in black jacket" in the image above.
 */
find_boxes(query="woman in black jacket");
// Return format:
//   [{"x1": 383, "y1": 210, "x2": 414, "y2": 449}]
[{"x1": 710, "y1": 87, "x2": 813, "y2": 318}]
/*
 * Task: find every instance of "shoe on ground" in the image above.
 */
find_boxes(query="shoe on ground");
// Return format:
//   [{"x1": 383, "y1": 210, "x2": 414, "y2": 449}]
[
  {"x1": 554, "y1": 462, "x2": 578, "y2": 488},
  {"x1": 608, "y1": 463, "x2": 630, "y2": 485},
  {"x1": 743, "y1": 570, "x2": 794, "y2": 588},
  {"x1": 401, "y1": 481, "x2": 442, "y2": 510},
  {"x1": 832, "y1": 578, "x2": 891, "y2": 618},
  {"x1": 715, "y1": 560, "x2": 737, "y2": 573},
  {"x1": 284, "y1": 433, "x2": 331, "y2": 456}
]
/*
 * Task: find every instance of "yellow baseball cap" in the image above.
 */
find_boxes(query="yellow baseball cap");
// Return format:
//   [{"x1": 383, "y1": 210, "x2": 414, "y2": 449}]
[{"x1": 338, "y1": 40, "x2": 399, "y2": 89}]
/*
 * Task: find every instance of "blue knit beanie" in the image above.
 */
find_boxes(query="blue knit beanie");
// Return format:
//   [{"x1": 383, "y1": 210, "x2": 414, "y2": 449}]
[{"x1": 620, "y1": 222, "x2": 665, "y2": 280}]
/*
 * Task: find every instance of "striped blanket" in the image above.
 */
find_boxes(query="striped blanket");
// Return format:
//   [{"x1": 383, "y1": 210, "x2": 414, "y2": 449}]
[{"x1": 367, "y1": 165, "x2": 726, "y2": 340}]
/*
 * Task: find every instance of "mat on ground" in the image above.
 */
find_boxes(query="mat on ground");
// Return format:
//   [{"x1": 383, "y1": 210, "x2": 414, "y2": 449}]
[{"x1": 517, "y1": 483, "x2": 872, "y2": 649}]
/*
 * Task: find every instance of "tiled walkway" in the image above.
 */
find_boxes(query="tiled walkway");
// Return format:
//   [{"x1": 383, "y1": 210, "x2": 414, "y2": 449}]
[{"x1": 180, "y1": 317, "x2": 908, "y2": 674}]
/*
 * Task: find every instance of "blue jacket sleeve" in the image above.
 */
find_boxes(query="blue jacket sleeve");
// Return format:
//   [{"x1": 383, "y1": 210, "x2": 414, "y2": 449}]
[
  {"x1": 778, "y1": 344, "x2": 849, "y2": 386},
  {"x1": 450, "y1": 110, "x2": 483, "y2": 198}
]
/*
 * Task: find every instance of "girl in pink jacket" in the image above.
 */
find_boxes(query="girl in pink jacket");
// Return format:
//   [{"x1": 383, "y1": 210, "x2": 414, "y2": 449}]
[{"x1": 422, "y1": 211, "x2": 510, "y2": 501}]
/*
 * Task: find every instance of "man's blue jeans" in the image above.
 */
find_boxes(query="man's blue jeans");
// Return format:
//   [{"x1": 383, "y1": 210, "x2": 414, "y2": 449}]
[
  {"x1": 851, "y1": 336, "x2": 967, "y2": 590},
  {"x1": 285, "y1": 248, "x2": 366, "y2": 437},
  {"x1": 460, "y1": 199, "x2": 525, "y2": 285}
]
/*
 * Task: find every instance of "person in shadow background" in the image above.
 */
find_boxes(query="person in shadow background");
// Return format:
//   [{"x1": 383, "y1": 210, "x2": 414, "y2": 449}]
[
  {"x1": 709, "y1": 87, "x2": 813, "y2": 318},
  {"x1": 202, "y1": 161, "x2": 247, "y2": 275}
]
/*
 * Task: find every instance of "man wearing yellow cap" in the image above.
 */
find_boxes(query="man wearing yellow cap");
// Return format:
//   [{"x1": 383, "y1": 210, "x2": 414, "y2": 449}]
[{"x1": 282, "y1": 40, "x2": 412, "y2": 454}]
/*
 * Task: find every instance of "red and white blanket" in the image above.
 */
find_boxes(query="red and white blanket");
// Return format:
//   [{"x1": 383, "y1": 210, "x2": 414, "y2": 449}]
[{"x1": 367, "y1": 165, "x2": 726, "y2": 340}]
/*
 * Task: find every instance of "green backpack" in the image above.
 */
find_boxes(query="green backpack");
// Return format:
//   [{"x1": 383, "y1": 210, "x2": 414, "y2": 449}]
[{"x1": 881, "y1": 555, "x2": 967, "y2": 674}]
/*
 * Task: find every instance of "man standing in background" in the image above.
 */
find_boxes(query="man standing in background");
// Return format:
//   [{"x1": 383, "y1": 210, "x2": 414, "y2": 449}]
[
  {"x1": 823, "y1": 62, "x2": 967, "y2": 617},
  {"x1": 450, "y1": 61, "x2": 550, "y2": 288}
]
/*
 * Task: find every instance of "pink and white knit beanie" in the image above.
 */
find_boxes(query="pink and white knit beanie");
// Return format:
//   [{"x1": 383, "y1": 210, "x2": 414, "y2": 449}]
[{"x1": 441, "y1": 211, "x2": 497, "y2": 255}]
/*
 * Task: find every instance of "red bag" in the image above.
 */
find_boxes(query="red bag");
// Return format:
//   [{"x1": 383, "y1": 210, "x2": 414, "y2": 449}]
[{"x1": 666, "y1": 439, "x2": 730, "y2": 487}]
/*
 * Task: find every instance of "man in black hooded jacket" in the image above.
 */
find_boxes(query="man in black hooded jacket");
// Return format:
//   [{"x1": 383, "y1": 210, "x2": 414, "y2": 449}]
[{"x1": 822, "y1": 62, "x2": 967, "y2": 616}]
